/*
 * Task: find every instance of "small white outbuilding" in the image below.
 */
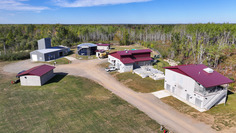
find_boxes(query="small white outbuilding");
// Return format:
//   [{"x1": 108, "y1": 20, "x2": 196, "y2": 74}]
[{"x1": 16, "y1": 64, "x2": 55, "y2": 86}]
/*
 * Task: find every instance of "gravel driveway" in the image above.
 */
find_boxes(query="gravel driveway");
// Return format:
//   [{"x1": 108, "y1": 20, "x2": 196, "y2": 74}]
[{"x1": 3, "y1": 59, "x2": 216, "y2": 133}]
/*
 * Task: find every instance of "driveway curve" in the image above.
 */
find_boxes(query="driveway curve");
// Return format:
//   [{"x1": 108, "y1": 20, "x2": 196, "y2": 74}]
[{"x1": 3, "y1": 59, "x2": 216, "y2": 133}]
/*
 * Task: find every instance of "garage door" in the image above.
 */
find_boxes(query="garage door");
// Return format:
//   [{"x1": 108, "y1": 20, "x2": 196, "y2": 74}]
[{"x1": 31, "y1": 54, "x2": 38, "y2": 61}]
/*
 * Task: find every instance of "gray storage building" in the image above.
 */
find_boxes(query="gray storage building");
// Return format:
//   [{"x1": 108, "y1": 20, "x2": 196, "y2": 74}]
[
  {"x1": 30, "y1": 49, "x2": 64, "y2": 61},
  {"x1": 30, "y1": 38, "x2": 70, "y2": 61}
]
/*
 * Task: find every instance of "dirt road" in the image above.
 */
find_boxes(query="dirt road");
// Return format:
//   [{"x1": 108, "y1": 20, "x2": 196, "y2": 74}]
[{"x1": 3, "y1": 59, "x2": 215, "y2": 133}]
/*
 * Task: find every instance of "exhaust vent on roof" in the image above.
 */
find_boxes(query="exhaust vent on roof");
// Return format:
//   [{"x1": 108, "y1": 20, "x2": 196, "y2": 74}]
[{"x1": 203, "y1": 68, "x2": 214, "y2": 73}]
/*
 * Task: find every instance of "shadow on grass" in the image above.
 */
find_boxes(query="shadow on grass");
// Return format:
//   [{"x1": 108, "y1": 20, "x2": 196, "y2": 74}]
[
  {"x1": 228, "y1": 90, "x2": 234, "y2": 95},
  {"x1": 225, "y1": 90, "x2": 234, "y2": 103},
  {"x1": 45, "y1": 72, "x2": 68, "y2": 85}
]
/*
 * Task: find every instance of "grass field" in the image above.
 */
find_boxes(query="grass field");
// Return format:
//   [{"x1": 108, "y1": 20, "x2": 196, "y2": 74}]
[
  {"x1": 49, "y1": 57, "x2": 71, "y2": 65},
  {"x1": 161, "y1": 94, "x2": 236, "y2": 131},
  {"x1": 112, "y1": 72, "x2": 164, "y2": 93},
  {"x1": 153, "y1": 59, "x2": 170, "y2": 72},
  {"x1": 109, "y1": 45, "x2": 146, "y2": 53},
  {"x1": 0, "y1": 70, "x2": 165, "y2": 132}
]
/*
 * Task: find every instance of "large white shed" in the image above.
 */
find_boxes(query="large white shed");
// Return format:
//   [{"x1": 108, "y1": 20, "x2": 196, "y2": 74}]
[{"x1": 16, "y1": 64, "x2": 55, "y2": 86}]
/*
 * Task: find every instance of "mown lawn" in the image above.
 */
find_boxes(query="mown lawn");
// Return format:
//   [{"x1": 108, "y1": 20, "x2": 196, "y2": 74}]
[
  {"x1": 161, "y1": 93, "x2": 236, "y2": 131},
  {"x1": 0, "y1": 73, "x2": 164, "y2": 132},
  {"x1": 49, "y1": 57, "x2": 71, "y2": 65},
  {"x1": 109, "y1": 45, "x2": 146, "y2": 53},
  {"x1": 153, "y1": 59, "x2": 170, "y2": 72},
  {"x1": 112, "y1": 72, "x2": 164, "y2": 93}
]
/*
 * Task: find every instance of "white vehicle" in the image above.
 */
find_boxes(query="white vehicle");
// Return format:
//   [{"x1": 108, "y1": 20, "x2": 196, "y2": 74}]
[{"x1": 105, "y1": 66, "x2": 117, "y2": 72}]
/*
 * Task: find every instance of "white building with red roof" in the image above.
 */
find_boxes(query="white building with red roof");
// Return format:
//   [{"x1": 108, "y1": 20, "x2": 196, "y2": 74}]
[
  {"x1": 108, "y1": 49, "x2": 153, "y2": 73},
  {"x1": 164, "y1": 64, "x2": 234, "y2": 111},
  {"x1": 16, "y1": 64, "x2": 55, "y2": 86},
  {"x1": 95, "y1": 44, "x2": 111, "y2": 58},
  {"x1": 96, "y1": 43, "x2": 111, "y2": 50}
]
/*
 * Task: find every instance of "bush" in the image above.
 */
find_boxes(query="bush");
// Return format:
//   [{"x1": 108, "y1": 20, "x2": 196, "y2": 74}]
[{"x1": 0, "y1": 51, "x2": 30, "y2": 61}]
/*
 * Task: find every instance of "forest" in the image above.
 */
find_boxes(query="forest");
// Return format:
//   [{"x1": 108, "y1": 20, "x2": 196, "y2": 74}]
[
  {"x1": 1, "y1": 24, "x2": 235, "y2": 63},
  {"x1": 0, "y1": 24, "x2": 235, "y2": 89}
]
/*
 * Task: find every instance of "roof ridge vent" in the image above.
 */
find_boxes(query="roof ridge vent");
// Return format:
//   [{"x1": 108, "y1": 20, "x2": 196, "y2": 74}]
[{"x1": 203, "y1": 67, "x2": 214, "y2": 73}]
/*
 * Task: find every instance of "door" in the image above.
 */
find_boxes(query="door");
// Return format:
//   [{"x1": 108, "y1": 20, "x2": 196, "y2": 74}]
[
  {"x1": 31, "y1": 54, "x2": 38, "y2": 61},
  {"x1": 172, "y1": 87, "x2": 175, "y2": 93},
  {"x1": 59, "y1": 52, "x2": 63, "y2": 57},
  {"x1": 117, "y1": 63, "x2": 120, "y2": 69},
  {"x1": 195, "y1": 98, "x2": 202, "y2": 107},
  {"x1": 186, "y1": 94, "x2": 190, "y2": 101},
  {"x1": 166, "y1": 84, "x2": 171, "y2": 91}
]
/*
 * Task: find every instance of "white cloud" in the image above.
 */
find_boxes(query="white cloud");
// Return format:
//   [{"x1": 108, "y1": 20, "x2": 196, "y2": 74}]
[
  {"x1": 53, "y1": 0, "x2": 151, "y2": 7},
  {"x1": 0, "y1": 0, "x2": 49, "y2": 12}
]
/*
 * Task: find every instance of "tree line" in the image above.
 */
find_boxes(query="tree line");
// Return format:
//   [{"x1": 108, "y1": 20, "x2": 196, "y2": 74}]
[{"x1": 0, "y1": 24, "x2": 235, "y2": 68}]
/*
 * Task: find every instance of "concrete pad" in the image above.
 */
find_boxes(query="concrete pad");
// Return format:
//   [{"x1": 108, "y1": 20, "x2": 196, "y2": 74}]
[
  {"x1": 152, "y1": 90, "x2": 171, "y2": 99},
  {"x1": 65, "y1": 56, "x2": 77, "y2": 61}
]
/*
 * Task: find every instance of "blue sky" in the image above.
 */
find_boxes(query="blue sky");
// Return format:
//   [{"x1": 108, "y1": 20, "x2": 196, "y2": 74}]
[{"x1": 0, "y1": 0, "x2": 235, "y2": 24}]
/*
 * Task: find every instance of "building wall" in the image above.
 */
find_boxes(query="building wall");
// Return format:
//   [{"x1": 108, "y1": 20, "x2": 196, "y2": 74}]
[
  {"x1": 165, "y1": 69, "x2": 204, "y2": 108},
  {"x1": 77, "y1": 46, "x2": 97, "y2": 56},
  {"x1": 108, "y1": 55, "x2": 121, "y2": 68},
  {"x1": 20, "y1": 70, "x2": 55, "y2": 86},
  {"x1": 40, "y1": 70, "x2": 55, "y2": 85},
  {"x1": 108, "y1": 55, "x2": 134, "y2": 73},
  {"x1": 38, "y1": 38, "x2": 51, "y2": 50},
  {"x1": 96, "y1": 52, "x2": 99, "y2": 57},
  {"x1": 20, "y1": 75, "x2": 42, "y2": 86},
  {"x1": 30, "y1": 51, "x2": 45, "y2": 62},
  {"x1": 44, "y1": 50, "x2": 63, "y2": 61},
  {"x1": 134, "y1": 61, "x2": 151, "y2": 68},
  {"x1": 97, "y1": 46, "x2": 109, "y2": 50},
  {"x1": 30, "y1": 49, "x2": 65, "y2": 62},
  {"x1": 119, "y1": 63, "x2": 133, "y2": 73}
]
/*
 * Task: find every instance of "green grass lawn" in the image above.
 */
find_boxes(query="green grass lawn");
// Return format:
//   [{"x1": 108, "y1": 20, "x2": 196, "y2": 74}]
[
  {"x1": 153, "y1": 59, "x2": 170, "y2": 72},
  {"x1": 49, "y1": 57, "x2": 71, "y2": 65},
  {"x1": 109, "y1": 45, "x2": 146, "y2": 53},
  {"x1": 161, "y1": 93, "x2": 236, "y2": 131},
  {"x1": 112, "y1": 72, "x2": 164, "y2": 93},
  {"x1": 0, "y1": 73, "x2": 165, "y2": 132}
]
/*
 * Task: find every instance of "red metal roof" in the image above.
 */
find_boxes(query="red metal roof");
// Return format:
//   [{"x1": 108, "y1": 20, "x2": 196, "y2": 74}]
[
  {"x1": 115, "y1": 49, "x2": 152, "y2": 56},
  {"x1": 109, "y1": 49, "x2": 152, "y2": 64},
  {"x1": 96, "y1": 44, "x2": 110, "y2": 46},
  {"x1": 16, "y1": 64, "x2": 55, "y2": 77},
  {"x1": 120, "y1": 58, "x2": 135, "y2": 64},
  {"x1": 164, "y1": 64, "x2": 234, "y2": 88}
]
